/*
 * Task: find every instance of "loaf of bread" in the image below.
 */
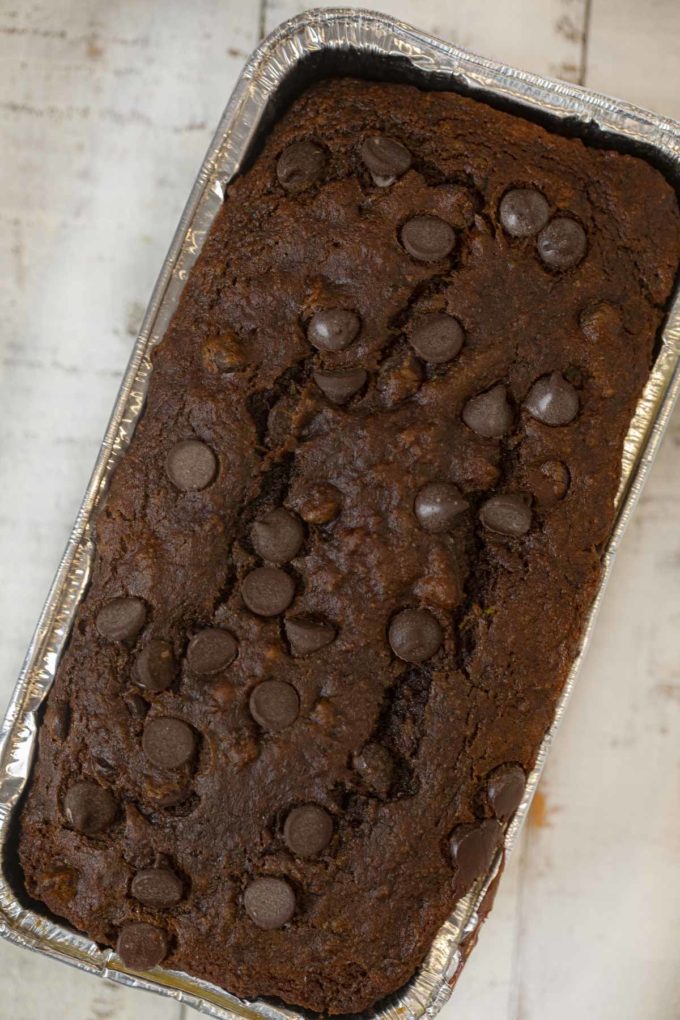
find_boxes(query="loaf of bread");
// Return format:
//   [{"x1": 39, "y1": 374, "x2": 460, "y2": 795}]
[{"x1": 19, "y1": 78, "x2": 680, "y2": 1014}]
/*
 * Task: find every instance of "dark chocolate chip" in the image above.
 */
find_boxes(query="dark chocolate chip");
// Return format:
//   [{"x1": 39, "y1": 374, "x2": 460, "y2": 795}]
[
  {"x1": 537, "y1": 217, "x2": 587, "y2": 269},
  {"x1": 296, "y1": 482, "x2": 341, "y2": 524},
  {"x1": 244, "y1": 877, "x2": 296, "y2": 929},
  {"x1": 524, "y1": 371, "x2": 579, "y2": 426},
  {"x1": 276, "y1": 140, "x2": 326, "y2": 192},
  {"x1": 252, "y1": 508, "x2": 304, "y2": 564},
  {"x1": 479, "y1": 494, "x2": 532, "y2": 536},
  {"x1": 283, "y1": 804, "x2": 334, "y2": 858},
  {"x1": 96, "y1": 597, "x2": 147, "y2": 643},
  {"x1": 462, "y1": 384, "x2": 514, "y2": 438},
  {"x1": 249, "y1": 680, "x2": 299, "y2": 731},
  {"x1": 131, "y1": 867, "x2": 184, "y2": 908},
  {"x1": 313, "y1": 367, "x2": 367, "y2": 404},
  {"x1": 142, "y1": 718, "x2": 196, "y2": 769},
  {"x1": 186, "y1": 628, "x2": 238, "y2": 675},
  {"x1": 241, "y1": 567, "x2": 295, "y2": 616},
  {"x1": 353, "y1": 743, "x2": 394, "y2": 798},
  {"x1": 307, "y1": 309, "x2": 361, "y2": 352},
  {"x1": 401, "y1": 216, "x2": 456, "y2": 262},
  {"x1": 388, "y1": 608, "x2": 443, "y2": 662},
  {"x1": 450, "y1": 819, "x2": 504, "y2": 895},
  {"x1": 360, "y1": 134, "x2": 412, "y2": 185},
  {"x1": 117, "y1": 922, "x2": 168, "y2": 970},
  {"x1": 284, "y1": 617, "x2": 336, "y2": 656},
  {"x1": 414, "y1": 482, "x2": 468, "y2": 533},
  {"x1": 409, "y1": 313, "x2": 465, "y2": 364},
  {"x1": 166, "y1": 439, "x2": 217, "y2": 492},
  {"x1": 525, "y1": 459, "x2": 571, "y2": 507},
  {"x1": 135, "y1": 640, "x2": 176, "y2": 693},
  {"x1": 486, "y1": 764, "x2": 526, "y2": 820},
  {"x1": 64, "y1": 782, "x2": 117, "y2": 835},
  {"x1": 499, "y1": 188, "x2": 550, "y2": 237}
]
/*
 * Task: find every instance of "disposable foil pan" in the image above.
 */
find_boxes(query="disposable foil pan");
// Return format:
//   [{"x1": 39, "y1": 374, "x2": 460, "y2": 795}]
[{"x1": 1, "y1": 7, "x2": 679, "y2": 1019}]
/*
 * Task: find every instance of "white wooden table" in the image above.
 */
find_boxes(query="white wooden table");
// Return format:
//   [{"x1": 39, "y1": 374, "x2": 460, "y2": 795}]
[{"x1": 1, "y1": 3, "x2": 678, "y2": 1018}]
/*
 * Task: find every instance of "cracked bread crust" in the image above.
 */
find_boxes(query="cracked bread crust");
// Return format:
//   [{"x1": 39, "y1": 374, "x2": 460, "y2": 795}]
[{"x1": 19, "y1": 78, "x2": 680, "y2": 1014}]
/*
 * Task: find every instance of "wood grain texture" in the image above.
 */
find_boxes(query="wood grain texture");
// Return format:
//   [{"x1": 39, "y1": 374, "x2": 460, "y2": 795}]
[{"x1": 0, "y1": 1, "x2": 678, "y2": 1018}]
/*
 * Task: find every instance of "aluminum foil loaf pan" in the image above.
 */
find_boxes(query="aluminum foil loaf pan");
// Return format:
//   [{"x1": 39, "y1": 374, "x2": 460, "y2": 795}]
[{"x1": 2, "y1": 7, "x2": 679, "y2": 1019}]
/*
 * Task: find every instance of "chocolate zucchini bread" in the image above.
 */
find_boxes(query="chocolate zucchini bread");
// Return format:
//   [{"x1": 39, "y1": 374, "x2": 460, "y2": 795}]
[{"x1": 19, "y1": 77, "x2": 680, "y2": 1014}]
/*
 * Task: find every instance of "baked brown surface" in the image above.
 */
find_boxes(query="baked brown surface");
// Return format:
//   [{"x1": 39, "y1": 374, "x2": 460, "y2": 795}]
[{"x1": 18, "y1": 78, "x2": 680, "y2": 1014}]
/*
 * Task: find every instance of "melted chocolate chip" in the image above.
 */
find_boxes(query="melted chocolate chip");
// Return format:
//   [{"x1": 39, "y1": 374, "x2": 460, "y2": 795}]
[
  {"x1": 142, "y1": 718, "x2": 196, "y2": 769},
  {"x1": 537, "y1": 217, "x2": 587, "y2": 269},
  {"x1": 525, "y1": 459, "x2": 571, "y2": 506},
  {"x1": 96, "y1": 597, "x2": 147, "y2": 643},
  {"x1": 401, "y1": 216, "x2": 456, "y2": 262},
  {"x1": 307, "y1": 309, "x2": 361, "y2": 352},
  {"x1": 251, "y1": 508, "x2": 304, "y2": 564},
  {"x1": 388, "y1": 608, "x2": 443, "y2": 662},
  {"x1": 486, "y1": 764, "x2": 526, "y2": 820},
  {"x1": 409, "y1": 313, "x2": 465, "y2": 364},
  {"x1": 450, "y1": 820, "x2": 504, "y2": 895},
  {"x1": 117, "y1": 922, "x2": 168, "y2": 970},
  {"x1": 499, "y1": 188, "x2": 550, "y2": 237},
  {"x1": 414, "y1": 482, "x2": 468, "y2": 533},
  {"x1": 249, "y1": 680, "x2": 299, "y2": 731},
  {"x1": 186, "y1": 628, "x2": 238, "y2": 675},
  {"x1": 360, "y1": 135, "x2": 412, "y2": 186},
  {"x1": 313, "y1": 367, "x2": 367, "y2": 404},
  {"x1": 353, "y1": 743, "x2": 394, "y2": 798},
  {"x1": 166, "y1": 439, "x2": 218, "y2": 491},
  {"x1": 241, "y1": 567, "x2": 295, "y2": 616},
  {"x1": 244, "y1": 877, "x2": 296, "y2": 929},
  {"x1": 524, "y1": 372, "x2": 579, "y2": 426},
  {"x1": 64, "y1": 782, "x2": 117, "y2": 835},
  {"x1": 135, "y1": 640, "x2": 176, "y2": 693},
  {"x1": 462, "y1": 384, "x2": 514, "y2": 438},
  {"x1": 131, "y1": 867, "x2": 184, "y2": 908},
  {"x1": 284, "y1": 617, "x2": 336, "y2": 656},
  {"x1": 283, "y1": 804, "x2": 334, "y2": 858},
  {"x1": 479, "y1": 494, "x2": 532, "y2": 537},
  {"x1": 276, "y1": 140, "x2": 326, "y2": 192}
]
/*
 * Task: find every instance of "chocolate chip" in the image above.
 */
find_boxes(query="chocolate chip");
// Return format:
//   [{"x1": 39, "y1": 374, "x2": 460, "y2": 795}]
[
  {"x1": 96, "y1": 597, "x2": 147, "y2": 642},
  {"x1": 244, "y1": 877, "x2": 296, "y2": 929},
  {"x1": 51, "y1": 701, "x2": 70, "y2": 740},
  {"x1": 252, "y1": 508, "x2": 304, "y2": 564},
  {"x1": 142, "y1": 718, "x2": 196, "y2": 769},
  {"x1": 388, "y1": 608, "x2": 443, "y2": 662},
  {"x1": 276, "y1": 140, "x2": 326, "y2": 192},
  {"x1": 499, "y1": 188, "x2": 550, "y2": 237},
  {"x1": 64, "y1": 782, "x2": 117, "y2": 835},
  {"x1": 486, "y1": 764, "x2": 526, "y2": 820},
  {"x1": 313, "y1": 367, "x2": 367, "y2": 404},
  {"x1": 283, "y1": 804, "x2": 334, "y2": 858},
  {"x1": 166, "y1": 439, "x2": 217, "y2": 492},
  {"x1": 126, "y1": 693, "x2": 149, "y2": 720},
  {"x1": 414, "y1": 482, "x2": 468, "y2": 533},
  {"x1": 409, "y1": 313, "x2": 465, "y2": 364},
  {"x1": 360, "y1": 135, "x2": 412, "y2": 186},
  {"x1": 241, "y1": 567, "x2": 295, "y2": 616},
  {"x1": 307, "y1": 309, "x2": 361, "y2": 352},
  {"x1": 249, "y1": 680, "x2": 299, "y2": 731},
  {"x1": 449, "y1": 819, "x2": 504, "y2": 895},
  {"x1": 462, "y1": 384, "x2": 514, "y2": 438},
  {"x1": 353, "y1": 743, "x2": 394, "y2": 798},
  {"x1": 284, "y1": 617, "x2": 336, "y2": 656},
  {"x1": 131, "y1": 867, "x2": 183, "y2": 908},
  {"x1": 479, "y1": 494, "x2": 532, "y2": 536},
  {"x1": 524, "y1": 372, "x2": 579, "y2": 426},
  {"x1": 186, "y1": 628, "x2": 238, "y2": 674},
  {"x1": 537, "y1": 217, "x2": 587, "y2": 269},
  {"x1": 117, "y1": 922, "x2": 168, "y2": 970},
  {"x1": 296, "y1": 482, "x2": 341, "y2": 524},
  {"x1": 525, "y1": 459, "x2": 571, "y2": 506},
  {"x1": 401, "y1": 216, "x2": 456, "y2": 262},
  {"x1": 135, "y1": 640, "x2": 176, "y2": 693}
]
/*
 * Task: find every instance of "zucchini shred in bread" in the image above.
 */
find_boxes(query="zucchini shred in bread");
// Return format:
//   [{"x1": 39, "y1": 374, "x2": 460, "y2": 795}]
[{"x1": 18, "y1": 78, "x2": 680, "y2": 1013}]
